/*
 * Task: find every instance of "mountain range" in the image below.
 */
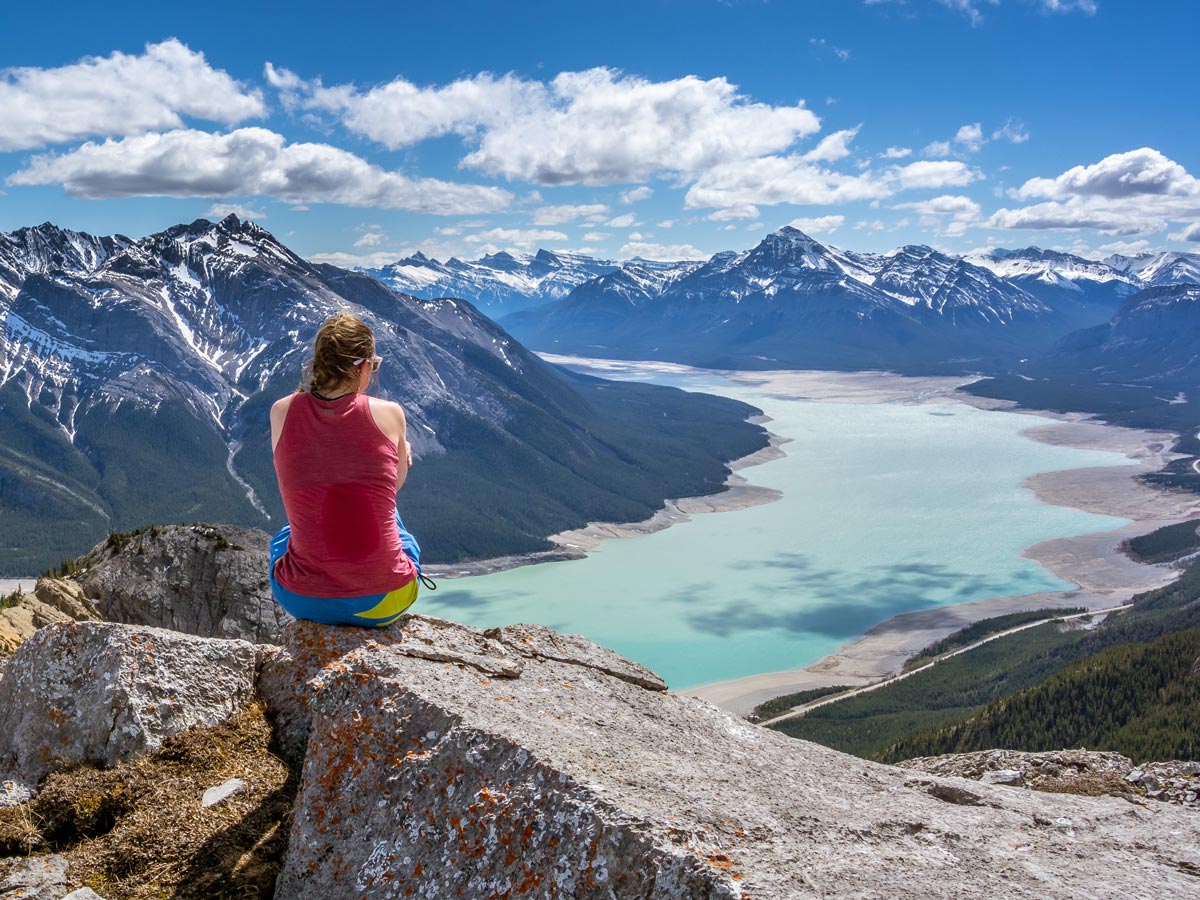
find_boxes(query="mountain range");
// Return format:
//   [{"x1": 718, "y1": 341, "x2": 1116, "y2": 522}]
[
  {"x1": 366, "y1": 227, "x2": 1200, "y2": 374},
  {"x1": 0, "y1": 215, "x2": 766, "y2": 574}
]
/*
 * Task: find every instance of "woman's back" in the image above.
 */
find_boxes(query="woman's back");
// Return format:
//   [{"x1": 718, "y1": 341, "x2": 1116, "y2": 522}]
[{"x1": 273, "y1": 390, "x2": 415, "y2": 598}]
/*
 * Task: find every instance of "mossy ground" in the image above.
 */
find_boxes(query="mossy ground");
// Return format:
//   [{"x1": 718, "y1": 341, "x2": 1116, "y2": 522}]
[{"x1": 0, "y1": 700, "x2": 297, "y2": 899}]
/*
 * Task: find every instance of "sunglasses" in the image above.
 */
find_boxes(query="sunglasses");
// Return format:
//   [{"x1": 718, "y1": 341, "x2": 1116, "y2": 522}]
[{"x1": 353, "y1": 355, "x2": 383, "y2": 372}]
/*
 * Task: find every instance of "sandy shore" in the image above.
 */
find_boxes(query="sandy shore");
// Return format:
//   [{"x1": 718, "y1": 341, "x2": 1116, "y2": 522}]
[
  {"x1": 0, "y1": 578, "x2": 37, "y2": 597},
  {"x1": 685, "y1": 369, "x2": 1200, "y2": 717},
  {"x1": 424, "y1": 424, "x2": 788, "y2": 579}
]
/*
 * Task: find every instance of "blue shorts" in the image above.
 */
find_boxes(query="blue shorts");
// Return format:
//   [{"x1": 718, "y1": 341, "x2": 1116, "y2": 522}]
[{"x1": 269, "y1": 510, "x2": 422, "y2": 627}]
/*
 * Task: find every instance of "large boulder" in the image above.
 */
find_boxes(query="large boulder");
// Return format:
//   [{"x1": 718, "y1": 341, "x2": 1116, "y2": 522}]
[
  {"x1": 0, "y1": 621, "x2": 259, "y2": 788},
  {"x1": 261, "y1": 617, "x2": 1200, "y2": 899},
  {"x1": 77, "y1": 524, "x2": 287, "y2": 644}
]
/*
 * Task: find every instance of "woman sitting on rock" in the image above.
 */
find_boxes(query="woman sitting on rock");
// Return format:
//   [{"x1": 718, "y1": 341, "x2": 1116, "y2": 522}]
[{"x1": 267, "y1": 311, "x2": 427, "y2": 627}]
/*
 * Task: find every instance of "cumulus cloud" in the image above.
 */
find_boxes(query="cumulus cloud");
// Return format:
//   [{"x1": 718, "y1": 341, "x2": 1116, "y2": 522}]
[
  {"x1": 619, "y1": 241, "x2": 709, "y2": 260},
  {"x1": 1014, "y1": 147, "x2": 1197, "y2": 200},
  {"x1": 0, "y1": 39, "x2": 264, "y2": 151},
  {"x1": 1041, "y1": 0, "x2": 1097, "y2": 13},
  {"x1": 895, "y1": 194, "x2": 982, "y2": 235},
  {"x1": 989, "y1": 148, "x2": 1200, "y2": 236},
  {"x1": 605, "y1": 213, "x2": 638, "y2": 227},
  {"x1": 922, "y1": 140, "x2": 953, "y2": 158},
  {"x1": 892, "y1": 160, "x2": 980, "y2": 190},
  {"x1": 202, "y1": 202, "x2": 267, "y2": 221},
  {"x1": 684, "y1": 156, "x2": 977, "y2": 213},
  {"x1": 619, "y1": 186, "x2": 653, "y2": 204},
  {"x1": 530, "y1": 203, "x2": 609, "y2": 225},
  {"x1": 993, "y1": 118, "x2": 1029, "y2": 144},
  {"x1": 954, "y1": 122, "x2": 985, "y2": 153},
  {"x1": 582, "y1": 231, "x2": 611, "y2": 241},
  {"x1": 882, "y1": 146, "x2": 913, "y2": 159},
  {"x1": 786, "y1": 215, "x2": 845, "y2": 234},
  {"x1": 800, "y1": 127, "x2": 860, "y2": 163},
  {"x1": 270, "y1": 65, "x2": 822, "y2": 186},
  {"x1": 8, "y1": 127, "x2": 513, "y2": 215},
  {"x1": 1169, "y1": 222, "x2": 1200, "y2": 242},
  {"x1": 354, "y1": 231, "x2": 386, "y2": 248},
  {"x1": 707, "y1": 204, "x2": 761, "y2": 221},
  {"x1": 464, "y1": 227, "x2": 568, "y2": 247}
]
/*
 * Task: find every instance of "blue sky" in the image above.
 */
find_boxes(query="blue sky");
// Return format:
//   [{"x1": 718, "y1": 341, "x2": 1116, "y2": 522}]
[{"x1": 2, "y1": 0, "x2": 1197, "y2": 264}]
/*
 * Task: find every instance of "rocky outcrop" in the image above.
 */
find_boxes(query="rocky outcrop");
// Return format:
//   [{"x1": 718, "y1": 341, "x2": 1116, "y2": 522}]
[
  {"x1": 77, "y1": 524, "x2": 286, "y2": 644},
  {"x1": 0, "y1": 621, "x2": 258, "y2": 788},
  {"x1": 3, "y1": 616, "x2": 1199, "y2": 898},
  {"x1": 263, "y1": 617, "x2": 1200, "y2": 899},
  {"x1": 0, "y1": 853, "x2": 70, "y2": 900},
  {"x1": 900, "y1": 749, "x2": 1200, "y2": 807},
  {"x1": 0, "y1": 579, "x2": 101, "y2": 656}
]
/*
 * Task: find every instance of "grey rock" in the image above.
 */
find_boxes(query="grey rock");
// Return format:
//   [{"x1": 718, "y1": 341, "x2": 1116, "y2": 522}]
[
  {"x1": 0, "y1": 621, "x2": 257, "y2": 785},
  {"x1": 263, "y1": 618, "x2": 1200, "y2": 899},
  {"x1": 980, "y1": 768, "x2": 1023, "y2": 785},
  {"x1": 484, "y1": 622, "x2": 667, "y2": 691},
  {"x1": 32, "y1": 578, "x2": 101, "y2": 622},
  {"x1": 202, "y1": 777, "x2": 248, "y2": 808},
  {"x1": 0, "y1": 854, "x2": 69, "y2": 899},
  {"x1": 62, "y1": 889, "x2": 107, "y2": 900},
  {"x1": 77, "y1": 524, "x2": 288, "y2": 644},
  {"x1": 258, "y1": 616, "x2": 523, "y2": 768}
]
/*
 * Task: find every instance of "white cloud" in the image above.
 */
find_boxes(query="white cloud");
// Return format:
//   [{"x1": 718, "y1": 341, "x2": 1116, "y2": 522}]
[
  {"x1": 896, "y1": 194, "x2": 982, "y2": 235},
  {"x1": 0, "y1": 39, "x2": 264, "y2": 151},
  {"x1": 605, "y1": 213, "x2": 638, "y2": 227},
  {"x1": 993, "y1": 118, "x2": 1029, "y2": 144},
  {"x1": 1096, "y1": 239, "x2": 1152, "y2": 257},
  {"x1": 954, "y1": 122, "x2": 985, "y2": 153},
  {"x1": 464, "y1": 227, "x2": 568, "y2": 247},
  {"x1": 989, "y1": 148, "x2": 1200, "y2": 236},
  {"x1": 619, "y1": 241, "x2": 708, "y2": 260},
  {"x1": 786, "y1": 215, "x2": 845, "y2": 234},
  {"x1": 629, "y1": 231, "x2": 645, "y2": 240},
  {"x1": 307, "y1": 249, "x2": 405, "y2": 269},
  {"x1": 582, "y1": 231, "x2": 611, "y2": 241},
  {"x1": 202, "y1": 202, "x2": 267, "y2": 221},
  {"x1": 8, "y1": 127, "x2": 513, "y2": 215},
  {"x1": 272, "y1": 65, "x2": 822, "y2": 186},
  {"x1": 1169, "y1": 222, "x2": 1200, "y2": 242},
  {"x1": 530, "y1": 203, "x2": 609, "y2": 225},
  {"x1": 656, "y1": 219, "x2": 676, "y2": 228},
  {"x1": 434, "y1": 226, "x2": 461, "y2": 235},
  {"x1": 922, "y1": 140, "x2": 953, "y2": 158},
  {"x1": 892, "y1": 160, "x2": 980, "y2": 190},
  {"x1": 882, "y1": 146, "x2": 912, "y2": 159},
  {"x1": 354, "y1": 231, "x2": 386, "y2": 248},
  {"x1": 800, "y1": 127, "x2": 860, "y2": 163},
  {"x1": 1014, "y1": 147, "x2": 1197, "y2": 201},
  {"x1": 619, "y1": 186, "x2": 653, "y2": 204},
  {"x1": 707, "y1": 204, "x2": 761, "y2": 221},
  {"x1": 937, "y1": 0, "x2": 997, "y2": 26},
  {"x1": 684, "y1": 156, "x2": 977, "y2": 214},
  {"x1": 1041, "y1": 0, "x2": 1097, "y2": 13}
]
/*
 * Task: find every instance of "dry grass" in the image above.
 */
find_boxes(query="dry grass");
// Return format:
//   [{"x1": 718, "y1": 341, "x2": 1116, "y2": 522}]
[{"x1": 2, "y1": 700, "x2": 297, "y2": 900}]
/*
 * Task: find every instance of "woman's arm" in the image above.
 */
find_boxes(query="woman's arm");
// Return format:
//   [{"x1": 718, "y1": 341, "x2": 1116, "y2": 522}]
[
  {"x1": 270, "y1": 394, "x2": 297, "y2": 452},
  {"x1": 367, "y1": 397, "x2": 409, "y2": 490}
]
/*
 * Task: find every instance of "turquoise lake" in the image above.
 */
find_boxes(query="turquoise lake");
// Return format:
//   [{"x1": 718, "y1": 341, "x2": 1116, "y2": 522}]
[{"x1": 418, "y1": 362, "x2": 1135, "y2": 690}]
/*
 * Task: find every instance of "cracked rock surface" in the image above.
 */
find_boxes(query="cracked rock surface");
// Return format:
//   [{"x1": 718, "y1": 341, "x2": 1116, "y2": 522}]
[{"x1": 265, "y1": 617, "x2": 1200, "y2": 900}]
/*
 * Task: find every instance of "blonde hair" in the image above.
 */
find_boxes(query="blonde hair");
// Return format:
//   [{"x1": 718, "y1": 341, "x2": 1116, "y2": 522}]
[{"x1": 301, "y1": 312, "x2": 376, "y2": 393}]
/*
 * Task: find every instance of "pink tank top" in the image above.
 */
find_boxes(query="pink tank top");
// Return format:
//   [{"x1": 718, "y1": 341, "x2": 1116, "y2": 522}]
[{"x1": 272, "y1": 391, "x2": 416, "y2": 598}]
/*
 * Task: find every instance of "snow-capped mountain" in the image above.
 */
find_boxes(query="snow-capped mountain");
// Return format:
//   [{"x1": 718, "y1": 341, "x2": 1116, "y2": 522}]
[
  {"x1": 1104, "y1": 251, "x2": 1200, "y2": 287},
  {"x1": 365, "y1": 248, "x2": 619, "y2": 315},
  {"x1": 503, "y1": 226, "x2": 1068, "y2": 371},
  {"x1": 0, "y1": 215, "x2": 764, "y2": 573}
]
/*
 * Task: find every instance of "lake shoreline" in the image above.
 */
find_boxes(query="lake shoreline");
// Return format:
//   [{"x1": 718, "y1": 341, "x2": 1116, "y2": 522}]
[{"x1": 684, "y1": 369, "x2": 1200, "y2": 717}]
